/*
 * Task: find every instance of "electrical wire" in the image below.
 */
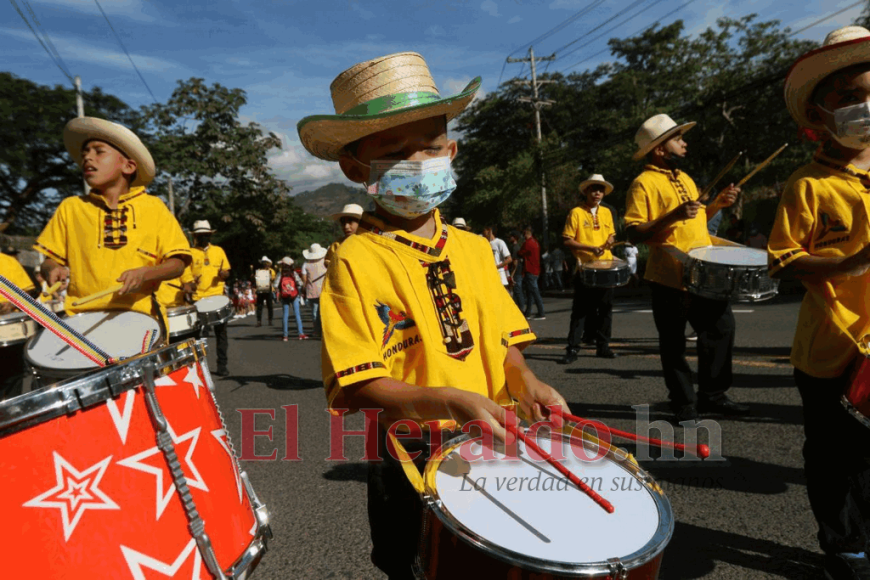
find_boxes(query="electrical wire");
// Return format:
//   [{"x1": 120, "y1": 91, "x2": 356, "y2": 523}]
[
  {"x1": 8, "y1": 0, "x2": 73, "y2": 84},
  {"x1": 787, "y1": 0, "x2": 863, "y2": 37},
  {"x1": 552, "y1": 0, "x2": 657, "y2": 58},
  {"x1": 92, "y1": 0, "x2": 158, "y2": 103}
]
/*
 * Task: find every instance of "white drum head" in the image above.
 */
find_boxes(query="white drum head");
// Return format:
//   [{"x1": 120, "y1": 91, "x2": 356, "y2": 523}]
[
  {"x1": 26, "y1": 310, "x2": 161, "y2": 371},
  {"x1": 583, "y1": 259, "x2": 627, "y2": 271},
  {"x1": 688, "y1": 246, "x2": 767, "y2": 266},
  {"x1": 432, "y1": 437, "x2": 663, "y2": 565},
  {"x1": 195, "y1": 295, "x2": 231, "y2": 313}
]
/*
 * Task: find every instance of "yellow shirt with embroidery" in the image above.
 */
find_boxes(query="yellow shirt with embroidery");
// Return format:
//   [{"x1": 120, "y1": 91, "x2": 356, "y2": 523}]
[
  {"x1": 156, "y1": 265, "x2": 196, "y2": 307},
  {"x1": 191, "y1": 245, "x2": 230, "y2": 300},
  {"x1": 321, "y1": 210, "x2": 536, "y2": 423},
  {"x1": 34, "y1": 188, "x2": 191, "y2": 317},
  {"x1": 562, "y1": 205, "x2": 615, "y2": 264},
  {"x1": 0, "y1": 253, "x2": 35, "y2": 304},
  {"x1": 625, "y1": 165, "x2": 711, "y2": 289},
  {"x1": 768, "y1": 155, "x2": 870, "y2": 378}
]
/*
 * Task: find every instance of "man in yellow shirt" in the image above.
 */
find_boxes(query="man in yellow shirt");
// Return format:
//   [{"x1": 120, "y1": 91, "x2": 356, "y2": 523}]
[
  {"x1": 326, "y1": 203, "x2": 363, "y2": 267},
  {"x1": 190, "y1": 220, "x2": 231, "y2": 376},
  {"x1": 560, "y1": 174, "x2": 617, "y2": 363},
  {"x1": 0, "y1": 228, "x2": 37, "y2": 399},
  {"x1": 770, "y1": 26, "x2": 870, "y2": 578},
  {"x1": 35, "y1": 118, "x2": 191, "y2": 342},
  {"x1": 155, "y1": 265, "x2": 196, "y2": 309},
  {"x1": 625, "y1": 113, "x2": 746, "y2": 423},
  {"x1": 298, "y1": 52, "x2": 568, "y2": 578}
]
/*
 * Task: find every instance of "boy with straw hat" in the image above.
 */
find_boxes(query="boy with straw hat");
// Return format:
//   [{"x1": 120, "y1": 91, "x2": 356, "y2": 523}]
[
  {"x1": 624, "y1": 113, "x2": 747, "y2": 424},
  {"x1": 298, "y1": 52, "x2": 568, "y2": 578},
  {"x1": 35, "y1": 117, "x2": 191, "y2": 340},
  {"x1": 190, "y1": 219, "x2": 232, "y2": 376},
  {"x1": 769, "y1": 26, "x2": 870, "y2": 579},
  {"x1": 325, "y1": 203, "x2": 363, "y2": 266},
  {"x1": 560, "y1": 173, "x2": 617, "y2": 364}
]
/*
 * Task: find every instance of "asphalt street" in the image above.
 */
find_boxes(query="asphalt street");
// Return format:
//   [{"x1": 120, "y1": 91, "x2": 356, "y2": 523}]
[{"x1": 210, "y1": 290, "x2": 819, "y2": 580}]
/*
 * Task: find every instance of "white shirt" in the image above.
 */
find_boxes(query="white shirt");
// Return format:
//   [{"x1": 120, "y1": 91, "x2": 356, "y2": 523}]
[
  {"x1": 624, "y1": 245, "x2": 639, "y2": 274},
  {"x1": 490, "y1": 237, "x2": 511, "y2": 286}
]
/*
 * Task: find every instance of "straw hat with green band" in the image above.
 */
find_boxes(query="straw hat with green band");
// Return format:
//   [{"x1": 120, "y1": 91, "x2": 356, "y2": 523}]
[{"x1": 297, "y1": 52, "x2": 481, "y2": 161}]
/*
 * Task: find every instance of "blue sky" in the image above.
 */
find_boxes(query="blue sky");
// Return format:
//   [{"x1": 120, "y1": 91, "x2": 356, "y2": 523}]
[{"x1": 1, "y1": 0, "x2": 864, "y2": 191}]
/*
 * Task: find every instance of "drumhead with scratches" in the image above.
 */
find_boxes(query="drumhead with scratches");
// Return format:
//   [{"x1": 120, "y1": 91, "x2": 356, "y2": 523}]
[{"x1": 687, "y1": 246, "x2": 767, "y2": 266}]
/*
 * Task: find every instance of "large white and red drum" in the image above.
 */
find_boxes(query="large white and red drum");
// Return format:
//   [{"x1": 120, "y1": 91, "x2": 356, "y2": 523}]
[{"x1": 0, "y1": 339, "x2": 271, "y2": 579}]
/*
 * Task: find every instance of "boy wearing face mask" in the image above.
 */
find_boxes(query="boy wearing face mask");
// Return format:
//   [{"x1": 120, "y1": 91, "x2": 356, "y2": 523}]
[
  {"x1": 624, "y1": 114, "x2": 747, "y2": 424},
  {"x1": 770, "y1": 26, "x2": 870, "y2": 579},
  {"x1": 298, "y1": 52, "x2": 569, "y2": 579}
]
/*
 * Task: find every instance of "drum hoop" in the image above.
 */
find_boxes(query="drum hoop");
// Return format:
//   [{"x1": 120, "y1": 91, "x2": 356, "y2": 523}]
[
  {"x1": 421, "y1": 430, "x2": 674, "y2": 575},
  {"x1": 0, "y1": 311, "x2": 32, "y2": 324},
  {"x1": 581, "y1": 259, "x2": 628, "y2": 271},
  {"x1": 167, "y1": 304, "x2": 198, "y2": 315},
  {"x1": 0, "y1": 338, "x2": 205, "y2": 437}
]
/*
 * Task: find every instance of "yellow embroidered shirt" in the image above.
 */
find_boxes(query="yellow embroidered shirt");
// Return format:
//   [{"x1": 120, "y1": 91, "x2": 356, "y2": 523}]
[
  {"x1": 191, "y1": 244, "x2": 230, "y2": 300},
  {"x1": 156, "y1": 265, "x2": 196, "y2": 307},
  {"x1": 0, "y1": 253, "x2": 35, "y2": 304},
  {"x1": 562, "y1": 205, "x2": 615, "y2": 264},
  {"x1": 34, "y1": 188, "x2": 191, "y2": 316},
  {"x1": 321, "y1": 209, "x2": 536, "y2": 421},
  {"x1": 625, "y1": 165, "x2": 711, "y2": 289},
  {"x1": 768, "y1": 155, "x2": 870, "y2": 378}
]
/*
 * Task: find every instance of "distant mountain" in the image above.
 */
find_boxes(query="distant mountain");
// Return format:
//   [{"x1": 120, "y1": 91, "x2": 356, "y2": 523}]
[{"x1": 292, "y1": 183, "x2": 373, "y2": 218}]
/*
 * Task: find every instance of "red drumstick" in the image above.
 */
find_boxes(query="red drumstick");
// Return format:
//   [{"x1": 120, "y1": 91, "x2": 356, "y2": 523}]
[
  {"x1": 504, "y1": 421, "x2": 615, "y2": 514},
  {"x1": 551, "y1": 407, "x2": 710, "y2": 459}
]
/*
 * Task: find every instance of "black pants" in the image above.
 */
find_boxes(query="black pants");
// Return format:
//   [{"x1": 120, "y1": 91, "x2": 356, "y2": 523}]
[
  {"x1": 795, "y1": 367, "x2": 870, "y2": 554},
  {"x1": 0, "y1": 343, "x2": 26, "y2": 400},
  {"x1": 255, "y1": 292, "x2": 273, "y2": 324},
  {"x1": 566, "y1": 275, "x2": 613, "y2": 351},
  {"x1": 200, "y1": 322, "x2": 228, "y2": 368},
  {"x1": 650, "y1": 283, "x2": 735, "y2": 407}
]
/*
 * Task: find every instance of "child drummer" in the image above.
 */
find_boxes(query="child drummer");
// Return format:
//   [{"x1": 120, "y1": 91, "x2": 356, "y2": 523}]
[
  {"x1": 769, "y1": 26, "x2": 870, "y2": 579},
  {"x1": 624, "y1": 114, "x2": 748, "y2": 424},
  {"x1": 35, "y1": 118, "x2": 191, "y2": 341},
  {"x1": 298, "y1": 52, "x2": 568, "y2": 578}
]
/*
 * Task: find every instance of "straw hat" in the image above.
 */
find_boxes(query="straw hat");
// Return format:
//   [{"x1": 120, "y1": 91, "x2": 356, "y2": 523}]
[
  {"x1": 297, "y1": 52, "x2": 481, "y2": 161},
  {"x1": 633, "y1": 114, "x2": 696, "y2": 161},
  {"x1": 579, "y1": 174, "x2": 614, "y2": 195},
  {"x1": 192, "y1": 220, "x2": 215, "y2": 234},
  {"x1": 451, "y1": 217, "x2": 469, "y2": 230},
  {"x1": 260, "y1": 256, "x2": 272, "y2": 264},
  {"x1": 280, "y1": 256, "x2": 294, "y2": 267},
  {"x1": 64, "y1": 117, "x2": 155, "y2": 187},
  {"x1": 785, "y1": 26, "x2": 870, "y2": 129},
  {"x1": 330, "y1": 203, "x2": 364, "y2": 221},
  {"x1": 303, "y1": 243, "x2": 328, "y2": 260}
]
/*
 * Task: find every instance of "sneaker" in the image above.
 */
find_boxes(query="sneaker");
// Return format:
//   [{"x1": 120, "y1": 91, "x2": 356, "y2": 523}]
[
  {"x1": 596, "y1": 347, "x2": 618, "y2": 359},
  {"x1": 299, "y1": 334, "x2": 310, "y2": 340},
  {"x1": 824, "y1": 552, "x2": 870, "y2": 580},
  {"x1": 532, "y1": 315, "x2": 546, "y2": 321},
  {"x1": 559, "y1": 350, "x2": 580, "y2": 365},
  {"x1": 282, "y1": 336, "x2": 289, "y2": 342},
  {"x1": 215, "y1": 366, "x2": 230, "y2": 377},
  {"x1": 686, "y1": 331, "x2": 698, "y2": 341},
  {"x1": 697, "y1": 395, "x2": 750, "y2": 417}
]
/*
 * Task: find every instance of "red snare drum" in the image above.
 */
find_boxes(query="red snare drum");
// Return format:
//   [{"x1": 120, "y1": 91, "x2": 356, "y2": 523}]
[
  {"x1": 844, "y1": 355, "x2": 870, "y2": 428},
  {"x1": 0, "y1": 339, "x2": 271, "y2": 579}
]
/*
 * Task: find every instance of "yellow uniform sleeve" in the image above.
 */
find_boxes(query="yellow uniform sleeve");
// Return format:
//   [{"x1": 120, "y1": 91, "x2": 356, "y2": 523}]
[
  {"x1": 216, "y1": 247, "x2": 230, "y2": 271},
  {"x1": 155, "y1": 206, "x2": 192, "y2": 264},
  {"x1": 0, "y1": 254, "x2": 36, "y2": 303},
  {"x1": 562, "y1": 208, "x2": 581, "y2": 240},
  {"x1": 624, "y1": 179, "x2": 650, "y2": 227},
  {"x1": 768, "y1": 178, "x2": 813, "y2": 276},
  {"x1": 34, "y1": 198, "x2": 71, "y2": 265}
]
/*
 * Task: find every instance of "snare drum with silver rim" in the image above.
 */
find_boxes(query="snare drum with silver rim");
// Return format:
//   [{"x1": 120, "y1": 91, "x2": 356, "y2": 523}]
[
  {"x1": 579, "y1": 259, "x2": 631, "y2": 288},
  {"x1": 414, "y1": 429, "x2": 673, "y2": 579},
  {"x1": 0, "y1": 339, "x2": 272, "y2": 579},
  {"x1": 0, "y1": 311, "x2": 37, "y2": 347},
  {"x1": 166, "y1": 303, "x2": 202, "y2": 340},
  {"x1": 684, "y1": 246, "x2": 778, "y2": 303},
  {"x1": 195, "y1": 295, "x2": 234, "y2": 326},
  {"x1": 24, "y1": 310, "x2": 162, "y2": 385}
]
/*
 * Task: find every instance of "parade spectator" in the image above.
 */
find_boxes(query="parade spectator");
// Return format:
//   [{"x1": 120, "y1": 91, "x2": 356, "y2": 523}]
[
  {"x1": 302, "y1": 243, "x2": 328, "y2": 338},
  {"x1": 277, "y1": 256, "x2": 307, "y2": 341},
  {"x1": 548, "y1": 244, "x2": 566, "y2": 290},
  {"x1": 507, "y1": 229, "x2": 525, "y2": 310},
  {"x1": 483, "y1": 224, "x2": 512, "y2": 289},
  {"x1": 519, "y1": 225, "x2": 545, "y2": 320},
  {"x1": 253, "y1": 256, "x2": 276, "y2": 327}
]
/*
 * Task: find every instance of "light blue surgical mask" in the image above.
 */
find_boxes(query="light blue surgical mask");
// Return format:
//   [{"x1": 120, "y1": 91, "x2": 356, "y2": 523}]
[{"x1": 356, "y1": 156, "x2": 457, "y2": 219}]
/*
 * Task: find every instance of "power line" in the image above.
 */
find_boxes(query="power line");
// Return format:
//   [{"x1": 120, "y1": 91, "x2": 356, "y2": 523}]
[
  {"x1": 20, "y1": 0, "x2": 73, "y2": 80},
  {"x1": 92, "y1": 0, "x2": 158, "y2": 103},
  {"x1": 8, "y1": 0, "x2": 73, "y2": 84},
  {"x1": 552, "y1": 0, "x2": 658, "y2": 58},
  {"x1": 786, "y1": 0, "x2": 864, "y2": 37}
]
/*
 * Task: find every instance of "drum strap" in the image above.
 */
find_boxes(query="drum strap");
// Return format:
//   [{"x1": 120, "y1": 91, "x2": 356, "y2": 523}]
[{"x1": 387, "y1": 433, "x2": 426, "y2": 495}]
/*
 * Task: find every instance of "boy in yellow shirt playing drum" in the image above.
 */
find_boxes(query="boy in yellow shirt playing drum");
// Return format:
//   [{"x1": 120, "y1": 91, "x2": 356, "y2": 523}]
[
  {"x1": 769, "y1": 26, "x2": 870, "y2": 579},
  {"x1": 298, "y1": 52, "x2": 568, "y2": 579}
]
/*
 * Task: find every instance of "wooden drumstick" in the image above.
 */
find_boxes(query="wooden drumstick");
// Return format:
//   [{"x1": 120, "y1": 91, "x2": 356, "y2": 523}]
[
  {"x1": 550, "y1": 407, "x2": 710, "y2": 458},
  {"x1": 39, "y1": 281, "x2": 62, "y2": 301},
  {"x1": 72, "y1": 283, "x2": 124, "y2": 307},
  {"x1": 699, "y1": 151, "x2": 743, "y2": 203},
  {"x1": 735, "y1": 143, "x2": 789, "y2": 188}
]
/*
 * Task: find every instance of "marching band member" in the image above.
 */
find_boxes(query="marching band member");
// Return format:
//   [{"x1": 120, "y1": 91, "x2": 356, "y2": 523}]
[
  {"x1": 34, "y1": 118, "x2": 191, "y2": 343},
  {"x1": 190, "y1": 219, "x2": 231, "y2": 376},
  {"x1": 298, "y1": 51, "x2": 568, "y2": 579},
  {"x1": 560, "y1": 174, "x2": 617, "y2": 363},
  {"x1": 155, "y1": 264, "x2": 196, "y2": 308},
  {"x1": 770, "y1": 26, "x2": 870, "y2": 579},
  {"x1": 0, "y1": 223, "x2": 37, "y2": 400},
  {"x1": 625, "y1": 113, "x2": 748, "y2": 423},
  {"x1": 326, "y1": 203, "x2": 363, "y2": 267}
]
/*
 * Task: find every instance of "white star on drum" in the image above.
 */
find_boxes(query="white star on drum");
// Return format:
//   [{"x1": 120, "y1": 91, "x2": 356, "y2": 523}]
[
  {"x1": 184, "y1": 365, "x2": 205, "y2": 399},
  {"x1": 121, "y1": 538, "x2": 204, "y2": 579},
  {"x1": 23, "y1": 452, "x2": 120, "y2": 541}
]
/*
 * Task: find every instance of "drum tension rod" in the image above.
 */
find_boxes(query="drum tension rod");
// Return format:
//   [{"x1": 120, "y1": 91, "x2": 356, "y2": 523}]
[
  {"x1": 141, "y1": 363, "x2": 229, "y2": 580},
  {"x1": 607, "y1": 558, "x2": 628, "y2": 580}
]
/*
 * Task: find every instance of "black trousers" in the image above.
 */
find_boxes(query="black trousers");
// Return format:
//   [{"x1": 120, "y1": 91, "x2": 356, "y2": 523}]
[
  {"x1": 0, "y1": 343, "x2": 26, "y2": 400},
  {"x1": 649, "y1": 283, "x2": 735, "y2": 407},
  {"x1": 795, "y1": 367, "x2": 870, "y2": 554},
  {"x1": 255, "y1": 291, "x2": 273, "y2": 323},
  {"x1": 566, "y1": 275, "x2": 613, "y2": 351},
  {"x1": 200, "y1": 322, "x2": 228, "y2": 368}
]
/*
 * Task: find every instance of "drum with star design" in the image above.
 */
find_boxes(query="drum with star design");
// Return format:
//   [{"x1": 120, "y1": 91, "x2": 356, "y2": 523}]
[{"x1": 0, "y1": 339, "x2": 271, "y2": 579}]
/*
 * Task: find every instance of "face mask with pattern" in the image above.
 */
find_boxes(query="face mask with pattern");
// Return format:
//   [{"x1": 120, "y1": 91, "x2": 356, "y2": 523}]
[{"x1": 360, "y1": 156, "x2": 457, "y2": 219}]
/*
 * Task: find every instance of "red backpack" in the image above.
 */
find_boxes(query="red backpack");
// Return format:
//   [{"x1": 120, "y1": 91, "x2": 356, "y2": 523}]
[{"x1": 279, "y1": 275, "x2": 298, "y2": 299}]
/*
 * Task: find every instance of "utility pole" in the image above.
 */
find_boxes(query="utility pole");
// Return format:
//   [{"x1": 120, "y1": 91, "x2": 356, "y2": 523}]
[
  {"x1": 507, "y1": 46, "x2": 556, "y2": 246},
  {"x1": 75, "y1": 75, "x2": 89, "y2": 195},
  {"x1": 168, "y1": 176, "x2": 175, "y2": 215}
]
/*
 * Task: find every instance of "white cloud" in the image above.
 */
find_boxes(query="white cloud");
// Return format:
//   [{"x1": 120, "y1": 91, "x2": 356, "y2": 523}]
[
  {"x1": 443, "y1": 78, "x2": 487, "y2": 103},
  {"x1": 508, "y1": 16, "x2": 522, "y2": 24},
  {"x1": 427, "y1": 25, "x2": 446, "y2": 37},
  {"x1": 32, "y1": 0, "x2": 156, "y2": 22},
  {"x1": 481, "y1": 0, "x2": 500, "y2": 17},
  {"x1": 349, "y1": 0, "x2": 374, "y2": 20},
  {"x1": 262, "y1": 124, "x2": 347, "y2": 192}
]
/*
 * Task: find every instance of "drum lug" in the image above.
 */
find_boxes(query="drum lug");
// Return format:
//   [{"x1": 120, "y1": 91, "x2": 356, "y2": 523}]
[
  {"x1": 242, "y1": 471, "x2": 273, "y2": 541},
  {"x1": 607, "y1": 557, "x2": 628, "y2": 580}
]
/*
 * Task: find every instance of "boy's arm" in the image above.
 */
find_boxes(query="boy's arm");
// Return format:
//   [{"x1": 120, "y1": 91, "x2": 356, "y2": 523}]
[
  {"x1": 117, "y1": 257, "x2": 186, "y2": 295},
  {"x1": 774, "y1": 251, "x2": 870, "y2": 281},
  {"x1": 504, "y1": 345, "x2": 569, "y2": 424}
]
